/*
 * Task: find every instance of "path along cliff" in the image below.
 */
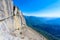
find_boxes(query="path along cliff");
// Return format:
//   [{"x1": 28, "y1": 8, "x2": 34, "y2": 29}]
[{"x1": 0, "y1": 0, "x2": 47, "y2": 40}]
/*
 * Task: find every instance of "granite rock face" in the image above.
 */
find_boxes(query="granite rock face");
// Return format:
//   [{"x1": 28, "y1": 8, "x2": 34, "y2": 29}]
[{"x1": 0, "y1": 0, "x2": 47, "y2": 40}]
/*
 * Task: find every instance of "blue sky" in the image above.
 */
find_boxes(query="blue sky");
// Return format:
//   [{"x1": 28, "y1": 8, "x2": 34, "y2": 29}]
[{"x1": 13, "y1": 0, "x2": 60, "y2": 17}]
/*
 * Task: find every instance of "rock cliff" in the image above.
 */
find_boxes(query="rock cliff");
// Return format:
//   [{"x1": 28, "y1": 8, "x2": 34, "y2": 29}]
[{"x1": 0, "y1": 0, "x2": 47, "y2": 40}]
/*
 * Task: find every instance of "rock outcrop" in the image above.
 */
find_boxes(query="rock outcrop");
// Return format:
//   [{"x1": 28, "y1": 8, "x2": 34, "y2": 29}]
[{"x1": 0, "y1": 0, "x2": 47, "y2": 40}]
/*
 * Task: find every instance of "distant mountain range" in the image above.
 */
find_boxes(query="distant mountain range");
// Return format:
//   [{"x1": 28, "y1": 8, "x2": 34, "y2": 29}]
[
  {"x1": 24, "y1": 16, "x2": 60, "y2": 39},
  {"x1": 24, "y1": 16, "x2": 60, "y2": 25}
]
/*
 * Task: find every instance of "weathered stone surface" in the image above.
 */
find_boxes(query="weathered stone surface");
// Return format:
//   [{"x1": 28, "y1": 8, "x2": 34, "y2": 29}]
[{"x1": 0, "y1": 0, "x2": 47, "y2": 40}]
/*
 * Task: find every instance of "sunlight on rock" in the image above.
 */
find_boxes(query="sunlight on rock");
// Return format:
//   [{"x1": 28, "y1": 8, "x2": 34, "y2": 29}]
[{"x1": 0, "y1": 0, "x2": 47, "y2": 40}]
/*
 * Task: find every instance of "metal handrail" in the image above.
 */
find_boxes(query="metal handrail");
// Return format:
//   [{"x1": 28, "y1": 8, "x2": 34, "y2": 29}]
[{"x1": 0, "y1": 14, "x2": 14, "y2": 22}]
